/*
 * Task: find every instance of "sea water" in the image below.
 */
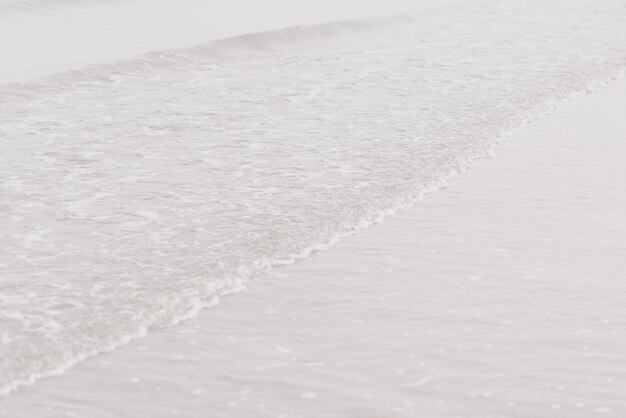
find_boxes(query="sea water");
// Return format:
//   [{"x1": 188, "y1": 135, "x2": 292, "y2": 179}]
[{"x1": 0, "y1": 0, "x2": 625, "y2": 399}]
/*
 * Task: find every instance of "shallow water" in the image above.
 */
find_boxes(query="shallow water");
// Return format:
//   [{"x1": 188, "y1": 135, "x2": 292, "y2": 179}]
[
  {"x1": 1, "y1": 0, "x2": 626, "y2": 399},
  {"x1": 2, "y1": 70, "x2": 625, "y2": 418}
]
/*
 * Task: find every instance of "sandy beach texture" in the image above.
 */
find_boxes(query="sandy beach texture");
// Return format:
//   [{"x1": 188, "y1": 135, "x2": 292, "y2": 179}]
[{"x1": 2, "y1": 75, "x2": 624, "y2": 418}]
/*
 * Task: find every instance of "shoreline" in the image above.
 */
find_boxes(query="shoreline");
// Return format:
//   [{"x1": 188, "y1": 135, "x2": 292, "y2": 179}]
[{"x1": 2, "y1": 75, "x2": 625, "y2": 417}]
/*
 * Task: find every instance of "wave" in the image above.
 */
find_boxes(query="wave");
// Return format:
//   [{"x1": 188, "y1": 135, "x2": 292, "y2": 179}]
[
  {"x1": 1, "y1": 11, "x2": 422, "y2": 91},
  {"x1": 1, "y1": 0, "x2": 625, "y2": 398}
]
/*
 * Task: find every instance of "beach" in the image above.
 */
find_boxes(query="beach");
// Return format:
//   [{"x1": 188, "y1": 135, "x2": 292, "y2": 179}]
[
  {"x1": 2, "y1": 65, "x2": 625, "y2": 418},
  {"x1": 1, "y1": 1, "x2": 626, "y2": 417}
]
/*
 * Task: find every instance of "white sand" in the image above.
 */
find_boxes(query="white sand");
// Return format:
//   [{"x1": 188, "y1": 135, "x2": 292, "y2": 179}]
[{"x1": 1, "y1": 76, "x2": 624, "y2": 417}]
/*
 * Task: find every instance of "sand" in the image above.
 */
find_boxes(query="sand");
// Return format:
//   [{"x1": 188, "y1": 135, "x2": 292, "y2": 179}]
[{"x1": 1, "y1": 73, "x2": 624, "y2": 418}]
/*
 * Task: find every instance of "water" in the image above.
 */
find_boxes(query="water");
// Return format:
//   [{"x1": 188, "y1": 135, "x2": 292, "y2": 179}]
[
  {"x1": 1, "y1": 0, "x2": 625, "y2": 399},
  {"x1": 3, "y1": 74, "x2": 626, "y2": 418}
]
